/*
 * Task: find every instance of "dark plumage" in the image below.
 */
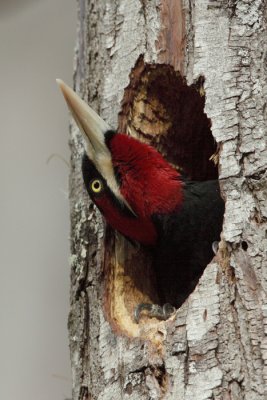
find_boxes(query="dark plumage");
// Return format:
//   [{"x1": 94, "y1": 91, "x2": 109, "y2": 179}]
[{"x1": 153, "y1": 180, "x2": 224, "y2": 307}]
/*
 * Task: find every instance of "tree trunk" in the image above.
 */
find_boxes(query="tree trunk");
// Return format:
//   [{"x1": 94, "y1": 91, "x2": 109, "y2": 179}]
[{"x1": 68, "y1": 1, "x2": 267, "y2": 399}]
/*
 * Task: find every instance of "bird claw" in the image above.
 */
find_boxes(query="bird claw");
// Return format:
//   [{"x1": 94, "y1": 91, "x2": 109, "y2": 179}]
[
  {"x1": 134, "y1": 302, "x2": 176, "y2": 323},
  {"x1": 212, "y1": 241, "x2": 219, "y2": 254}
]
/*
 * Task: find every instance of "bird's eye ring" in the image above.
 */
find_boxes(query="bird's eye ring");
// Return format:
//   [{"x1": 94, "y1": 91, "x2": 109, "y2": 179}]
[{"x1": 90, "y1": 179, "x2": 103, "y2": 194}]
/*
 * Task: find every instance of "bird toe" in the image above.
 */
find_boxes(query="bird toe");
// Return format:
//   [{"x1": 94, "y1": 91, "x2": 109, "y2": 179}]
[{"x1": 134, "y1": 302, "x2": 176, "y2": 323}]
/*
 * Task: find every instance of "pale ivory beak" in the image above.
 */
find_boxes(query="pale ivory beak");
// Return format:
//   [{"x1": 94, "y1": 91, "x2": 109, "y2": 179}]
[
  {"x1": 56, "y1": 79, "x2": 110, "y2": 159},
  {"x1": 56, "y1": 79, "x2": 136, "y2": 215}
]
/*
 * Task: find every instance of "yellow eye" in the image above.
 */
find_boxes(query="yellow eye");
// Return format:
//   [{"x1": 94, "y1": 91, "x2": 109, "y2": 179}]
[{"x1": 90, "y1": 179, "x2": 103, "y2": 193}]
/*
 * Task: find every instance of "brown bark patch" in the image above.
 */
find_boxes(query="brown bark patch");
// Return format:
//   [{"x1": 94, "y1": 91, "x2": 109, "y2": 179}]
[{"x1": 156, "y1": 0, "x2": 185, "y2": 73}]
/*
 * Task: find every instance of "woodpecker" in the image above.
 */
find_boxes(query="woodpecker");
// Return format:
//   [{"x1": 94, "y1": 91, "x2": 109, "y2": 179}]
[{"x1": 57, "y1": 80, "x2": 224, "y2": 322}]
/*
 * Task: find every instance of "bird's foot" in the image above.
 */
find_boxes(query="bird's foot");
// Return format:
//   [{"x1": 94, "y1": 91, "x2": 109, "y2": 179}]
[
  {"x1": 134, "y1": 303, "x2": 176, "y2": 323},
  {"x1": 212, "y1": 241, "x2": 219, "y2": 254}
]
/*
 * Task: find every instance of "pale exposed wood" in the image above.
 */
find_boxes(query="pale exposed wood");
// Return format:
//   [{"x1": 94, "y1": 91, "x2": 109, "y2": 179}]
[
  {"x1": 68, "y1": 1, "x2": 267, "y2": 399},
  {"x1": 157, "y1": 0, "x2": 185, "y2": 72}
]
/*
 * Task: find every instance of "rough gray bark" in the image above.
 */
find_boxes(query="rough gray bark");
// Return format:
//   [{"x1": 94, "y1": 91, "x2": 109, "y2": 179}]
[{"x1": 68, "y1": 1, "x2": 267, "y2": 399}]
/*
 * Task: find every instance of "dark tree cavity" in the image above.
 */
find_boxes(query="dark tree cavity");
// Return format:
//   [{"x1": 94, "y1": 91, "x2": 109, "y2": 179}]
[{"x1": 103, "y1": 58, "x2": 222, "y2": 337}]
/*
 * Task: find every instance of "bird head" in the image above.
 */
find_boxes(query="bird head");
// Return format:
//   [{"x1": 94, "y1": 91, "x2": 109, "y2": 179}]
[{"x1": 57, "y1": 80, "x2": 183, "y2": 246}]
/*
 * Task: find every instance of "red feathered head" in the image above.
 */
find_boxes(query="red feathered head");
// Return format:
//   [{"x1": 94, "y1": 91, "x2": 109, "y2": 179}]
[{"x1": 57, "y1": 80, "x2": 183, "y2": 245}]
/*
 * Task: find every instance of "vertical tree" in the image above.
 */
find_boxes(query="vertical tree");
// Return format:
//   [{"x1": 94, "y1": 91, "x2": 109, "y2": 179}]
[{"x1": 68, "y1": 1, "x2": 267, "y2": 399}]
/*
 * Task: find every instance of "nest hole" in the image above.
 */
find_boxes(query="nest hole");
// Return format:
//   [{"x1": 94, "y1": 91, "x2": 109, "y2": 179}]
[
  {"x1": 104, "y1": 57, "x2": 220, "y2": 339},
  {"x1": 241, "y1": 241, "x2": 248, "y2": 251}
]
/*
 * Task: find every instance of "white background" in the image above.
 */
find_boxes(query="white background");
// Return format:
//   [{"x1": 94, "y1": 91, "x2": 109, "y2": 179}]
[{"x1": 0, "y1": 1, "x2": 76, "y2": 399}]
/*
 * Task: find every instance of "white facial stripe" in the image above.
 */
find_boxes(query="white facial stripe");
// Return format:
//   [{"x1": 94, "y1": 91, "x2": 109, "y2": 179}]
[
  {"x1": 57, "y1": 79, "x2": 135, "y2": 215},
  {"x1": 85, "y1": 141, "x2": 136, "y2": 215}
]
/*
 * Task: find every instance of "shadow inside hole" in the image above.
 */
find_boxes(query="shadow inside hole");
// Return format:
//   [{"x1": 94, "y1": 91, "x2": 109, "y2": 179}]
[
  {"x1": 145, "y1": 73, "x2": 217, "y2": 181},
  {"x1": 242, "y1": 241, "x2": 248, "y2": 251},
  {"x1": 120, "y1": 59, "x2": 218, "y2": 181}
]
